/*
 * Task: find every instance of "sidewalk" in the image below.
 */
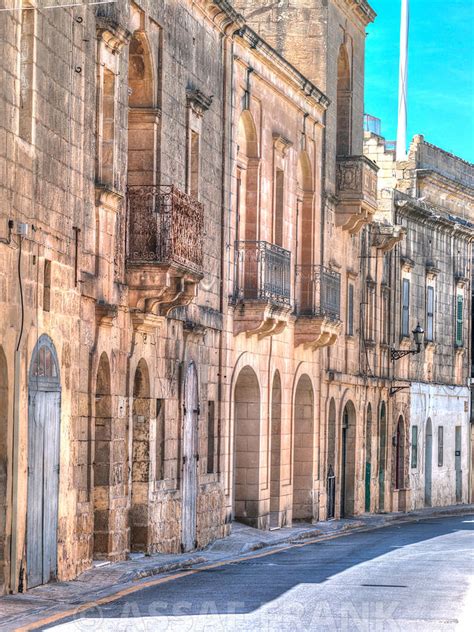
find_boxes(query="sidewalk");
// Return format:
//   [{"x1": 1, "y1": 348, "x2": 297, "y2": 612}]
[{"x1": 1, "y1": 503, "x2": 473, "y2": 631}]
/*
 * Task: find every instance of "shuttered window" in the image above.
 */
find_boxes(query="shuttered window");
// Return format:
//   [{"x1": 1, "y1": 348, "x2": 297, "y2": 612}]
[
  {"x1": 402, "y1": 278, "x2": 410, "y2": 337},
  {"x1": 438, "y1": 426, "x2": 444, "y2": 467},
  {"x1": 347, "y1": 284, "x2": 354, "y2": 336},
  {"x1": 456, "y1": 294, "x2": 464, "y2": 347}
]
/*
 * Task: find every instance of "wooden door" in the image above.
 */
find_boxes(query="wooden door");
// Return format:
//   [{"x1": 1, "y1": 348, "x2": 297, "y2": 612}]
[
  {"x1": 455, "y1": 426, "x2": 462, "y2": 503},
  {"x1": 27, "y1": 338, "x2": 61, "y2": 589},
  {"x1": 182, "y1": 363, "x2": 198, "y2": 552}
]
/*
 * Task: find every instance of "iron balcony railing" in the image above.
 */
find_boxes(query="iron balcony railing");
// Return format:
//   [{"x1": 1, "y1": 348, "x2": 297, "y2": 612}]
[
  {"x1": 234, "y1": 240, "x2": 292, "y2": 307},
  {"x1": 126, "y1": 185, "x2": 204, "y2": 273},
  {"x1": 295, "y1": 265, "x2": 341, "y2": 320}
]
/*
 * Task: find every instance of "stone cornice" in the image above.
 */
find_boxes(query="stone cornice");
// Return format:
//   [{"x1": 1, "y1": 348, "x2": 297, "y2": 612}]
[
  {"x1": 347, "y1": 0, "x2": 377, "y2": 26},
  {"x1": 416, "y1": 168, "x2": 474, "y2": 200},
  {"x1": 196, "y1": 0, "x2": 245, "y2": 34},
  {"x1": 235, "y1": 26, "x2": 330, "y2": 110}
]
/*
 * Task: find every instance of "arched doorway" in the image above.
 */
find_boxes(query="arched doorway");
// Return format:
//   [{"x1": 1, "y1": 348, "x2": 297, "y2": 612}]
[
  {"x1": 340, "y1": 401, "x2": 356, "y2": 518},
  {"x1": 395, "y1": 416, "x2": 405, "y2": 491},
  {"x1": 182, "y1": 362, "x2": 199, "y2": 552},
  {"x1": 233, "y1": 367, "x2": 261, "y2": 526},
  {"x1": 378, "y1": 402, "x2": 387, "y2": 512},
  {"x1": 336, "y1": 44, "x2": 352, "y2": 156},
  {"x1": 131, "y1": 360, "x2": 151, "y2": 552},
  {"x1": 27, "y1": 335, "x2": 61, "y2": 588},
  {"x1": 0, "y1": 347, "x2": 8, "y2": 593},
  {"x1": 270, "y1": 372, "x2": 282, "y2": 528},
  {"x1": 293, "y1": 375, "x2": 314, "y2": 522},
  {"x1": 425, "y1": 419, "x2": 433, "y2": 507},
  {"x1": 365, "y1": 404, "x2": 372, "y2": 512},
  {"x1": 326, "y1": 398, "x2": 337, "y2": 519},
  {"x1": 93, "y1": 352, "x2": 112, "y2": 559}
]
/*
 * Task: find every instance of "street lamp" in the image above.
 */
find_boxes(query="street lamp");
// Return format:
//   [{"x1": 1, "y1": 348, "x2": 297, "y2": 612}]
[{"x1": 391, "y1": 323, "x2": 425, "y2": 361}]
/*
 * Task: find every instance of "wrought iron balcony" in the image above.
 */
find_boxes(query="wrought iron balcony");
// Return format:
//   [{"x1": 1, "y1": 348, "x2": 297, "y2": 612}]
[
  {"x1": 233, "y1": 241, "x2": 292, "y2": 338},
  {"x1": 336, "y1": 155, "x2": 378, "y2": 233},
  {"x1": 294, "y1": 265, "x2": 342, "y2": 349},
  {"x1": 126, "y1": 185, "x2": 204, "y2": 317}
]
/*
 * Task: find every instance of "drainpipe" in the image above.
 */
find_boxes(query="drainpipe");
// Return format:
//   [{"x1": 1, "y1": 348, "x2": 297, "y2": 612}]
[{"x1": 11, "y1": 236, "x2": 24, "y2": 593}]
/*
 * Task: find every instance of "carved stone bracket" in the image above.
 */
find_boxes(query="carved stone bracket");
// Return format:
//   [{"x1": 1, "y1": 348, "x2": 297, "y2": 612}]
[
  {"x1": 131, "y1": 311, "x2": 164, "y2": 333},
  {"x1": 273, "y1": 133, "x2": 293, "y2": 157},
  {"x1": 294, "y1": 316, "x2": 342, "y2": 350},
  {"x1": 96, "y1": 17, "x2": 131, "y2": 53},
  {"x1": 233, "y1": 302, "x2": 292, "y2": 338},
  {"x1": 372, "y1": 223, "x2": 406, "y2": 253},
  {"x1": 96, "y1": 302, "x2": 118, "y2": 328},
  {"x1": 186, "y1": 89, "x2": 213, "y2": 118},
  {"x1": 95, "y1": 184, "x2": 124, "y2": 213}
]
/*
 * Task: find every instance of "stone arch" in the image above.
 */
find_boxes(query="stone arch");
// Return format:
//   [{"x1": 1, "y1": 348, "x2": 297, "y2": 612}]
[
  {"x1": 425, "y1": 418, "x2": 433, "y2": 507},
  {"x1": 292, "y1": 374, "x2": 314, "y2": 521},
  {"x1": 336, "y1": 44, "x2": 352, "y2": 156},
  {"x1": 130, "y1": 359, "x2": 151, "y2": 552},
  {"x1": 365, "y1": 403, "x2": 373, "y2": 512},
  {"x1": 93, "y1": 352, "x2": 112, "y2": 558},
  {"x1": 236, "y1": 110, "x2": 260, "y2": 241},
  {"x1": 378, "y1": 401, "x2": 387, "y2": 512},
  {"x1": 127, "y1": 31, "x2": 158, "y2": 187},
  {"x1": 233, "y1": 366, "x2": 261, "y2": 526},
  {"x1": 0, "y1": 347, "x2": 8, "y2": 593},
  {"x1": 395, "y1": 415, "x2": 405, "y2": 490},
  {"x1": 340, "y1": 400, "x2": 356, "y2": 517}
]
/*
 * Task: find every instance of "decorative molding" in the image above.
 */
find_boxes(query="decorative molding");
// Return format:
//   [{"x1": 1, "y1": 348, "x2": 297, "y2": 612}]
[
  {"x1": 371, "y1": 223, "x2": 406, "y2": 252},
  {"x1": 96, "y1": 302, "x2": 118, "y2": 328}
]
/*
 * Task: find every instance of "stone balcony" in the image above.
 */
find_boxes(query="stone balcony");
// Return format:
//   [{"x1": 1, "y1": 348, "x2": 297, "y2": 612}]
[
  {"x1": 232, "y1": 241, "x2": 292, "y2": 338},
  {"x1": 294, "y1": 265, "x2": 342, "y2": 349},
  {"x1": 126, "y1": 185, "x2": 204, "y2": 317},
  {"x1": 336, "y1": 155, "x2": 378, "y2": 233}
]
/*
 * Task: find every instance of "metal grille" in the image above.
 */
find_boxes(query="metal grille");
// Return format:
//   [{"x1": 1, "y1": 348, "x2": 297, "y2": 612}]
[
  {"x1": 295, "y1": 265, "x2": 341, "y2": 320},
  {"x1": 234, "y1": 241, "x2": 292, "y2": 307},
  {"x1": 126, "y1": 185, "x2": 204, "y2": 273}
]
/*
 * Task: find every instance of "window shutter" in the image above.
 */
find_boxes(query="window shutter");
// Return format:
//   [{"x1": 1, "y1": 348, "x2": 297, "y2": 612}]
[{"x1": 456, "y1": 295, "x2": 463, "y2": 346}]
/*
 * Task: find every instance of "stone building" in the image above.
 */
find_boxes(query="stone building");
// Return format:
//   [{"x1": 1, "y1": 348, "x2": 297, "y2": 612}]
[
  {"x1": 0, "y1": 0, "x2": 247, "y2": 593},
  {"x1": 364, "y1": 127, "x2": 474, "y2": 511}
]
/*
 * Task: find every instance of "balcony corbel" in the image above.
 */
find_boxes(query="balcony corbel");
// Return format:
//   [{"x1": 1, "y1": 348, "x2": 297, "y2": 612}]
[{"x1": 371, "y1": 222, "x2": 406, "y2": 253}]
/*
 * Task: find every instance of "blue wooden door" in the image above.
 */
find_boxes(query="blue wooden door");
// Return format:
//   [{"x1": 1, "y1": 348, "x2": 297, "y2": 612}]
[{"x1": 27, "y1": 337, "x2": 61, "y2": 588}]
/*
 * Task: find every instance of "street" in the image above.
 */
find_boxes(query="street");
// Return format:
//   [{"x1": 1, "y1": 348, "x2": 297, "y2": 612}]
[{"x1": 42, "y1": 515, "x2": 474, "y2": 632}]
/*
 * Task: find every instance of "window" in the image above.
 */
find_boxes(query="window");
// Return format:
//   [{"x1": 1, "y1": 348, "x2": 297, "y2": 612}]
[
  {"x1": 274, "y1": 169, "x2": 284, "y2": 246},
  {"x1": 426, "y1": 285, "x2": 435, "y2": 342},
  {"x1": 381, "y1": 287, "x2": 390, "y2": 345},
  {"x1": 189, "y1": 130, "x2": 200, "y2": 198},
  {"x1": 156, "y1": 399, "x2": 165, "y2": 480},
  {"x1": 19, "y1": 6, "x2": 35, "y2": 142},
  {"x1": 43, "y1": 260, "x2": 51, "y2": 312},
  {"x1": 366, "y1": 281, "x2": 375, "y2": 341},
  {"x1": 347, "y1": 283, "x2": 354, "y2": 336},
  {"x1": 97, "y1": 68, "x2": 116, "y2": 185},
  {"x1": 438, "y1": 426, "x2": 444, "y2": 467},
  {"x1": 402, "y1": 278, "x2": 410, "y2": 337},
  {"x1": 207, "y1": 401, "x2": 215, "y2": 474},
  {"x1": 411, "y1": 425, "x2": 418, "y2": 468},
  {"x1": 456, "y1": 294, "x2": 464, "y2": 347}
]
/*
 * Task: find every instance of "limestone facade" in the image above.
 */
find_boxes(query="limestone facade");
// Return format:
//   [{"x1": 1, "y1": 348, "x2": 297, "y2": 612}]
[{"x1": 1, "y1": 0, "x2": 472, "y2": 597}]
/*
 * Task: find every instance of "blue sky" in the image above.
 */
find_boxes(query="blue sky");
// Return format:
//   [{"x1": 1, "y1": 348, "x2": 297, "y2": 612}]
[{"x1": 365, "y1": 0, "x2": 474, "y2": 163}]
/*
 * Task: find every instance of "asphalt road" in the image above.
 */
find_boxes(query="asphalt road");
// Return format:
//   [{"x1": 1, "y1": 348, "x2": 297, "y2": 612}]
[{"x1": 45, "y1": 515, "x2": 474, "y2": 632}]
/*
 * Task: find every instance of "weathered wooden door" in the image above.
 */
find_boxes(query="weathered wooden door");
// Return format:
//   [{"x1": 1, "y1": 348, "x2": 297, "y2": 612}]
[
  {"x1": 182, "y1": 362, "x2": 199, "y2": 552},
  {"x1": 27, "y1": 337, "x2": 61, "y2": 589}
]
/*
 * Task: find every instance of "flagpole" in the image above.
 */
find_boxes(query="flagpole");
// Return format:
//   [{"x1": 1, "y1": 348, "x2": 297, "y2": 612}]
[{"x1": 396, "y1": 0, "x2": 409, "y2": 161}]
